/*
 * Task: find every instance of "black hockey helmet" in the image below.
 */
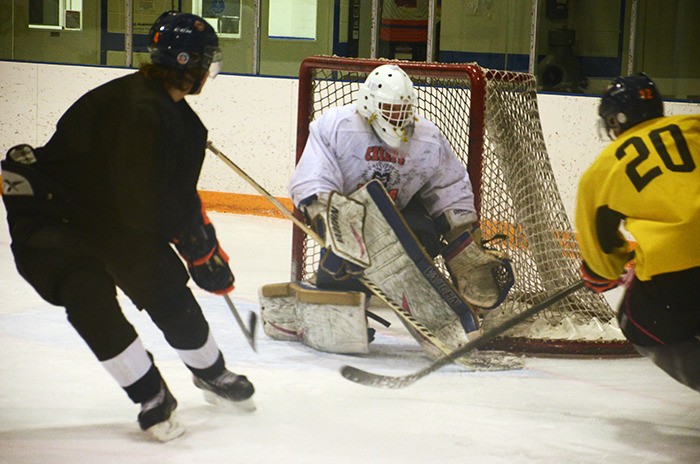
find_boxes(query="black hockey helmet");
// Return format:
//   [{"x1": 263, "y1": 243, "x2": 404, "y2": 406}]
[
  {"x1": 148, "y1": 11, "x2": 222, "y2": 77},
  {"x1": 598, "y1": 73, "x2": 663, "y2": 138}
]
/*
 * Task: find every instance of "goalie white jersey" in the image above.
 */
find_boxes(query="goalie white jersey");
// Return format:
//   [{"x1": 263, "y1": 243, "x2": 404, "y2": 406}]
[{"x1": 289, "y1": 105, "x2": 475, "y2": 217}]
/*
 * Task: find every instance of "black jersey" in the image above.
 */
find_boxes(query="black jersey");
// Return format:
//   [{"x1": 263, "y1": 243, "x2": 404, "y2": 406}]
[{"x1": 32, "y1": 71, "x2": 207, "y2": 239}]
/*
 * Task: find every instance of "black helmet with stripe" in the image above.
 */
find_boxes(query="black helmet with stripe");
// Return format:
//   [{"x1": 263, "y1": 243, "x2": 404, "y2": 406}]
[
  {"x1": 148, "y1": 11, "x2": 223, "y2": 78},
  {"x1": 598, "y1": 73, "x2": 663, "y2": 138}
]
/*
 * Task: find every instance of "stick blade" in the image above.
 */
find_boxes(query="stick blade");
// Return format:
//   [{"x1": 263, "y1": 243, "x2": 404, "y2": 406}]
[{"x1": 340, "y1": 365, "x2": 419, "y2": 389}]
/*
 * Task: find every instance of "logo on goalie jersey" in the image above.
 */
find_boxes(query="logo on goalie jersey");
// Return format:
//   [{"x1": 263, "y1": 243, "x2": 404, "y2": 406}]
[
  {"x1": 359, "y1": 162, "x2": 399, "y2": 201},
  {"x1": 364, "y1": 146, "x2": 405, "y2": 165}
]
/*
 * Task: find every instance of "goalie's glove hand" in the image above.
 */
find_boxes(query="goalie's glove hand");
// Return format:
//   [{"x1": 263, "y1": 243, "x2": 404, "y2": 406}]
[
  {"x1": 173, "y1": 212, "x2": 234, "y2": 295},
  {"x1": 579, "y1": 261, "x2": 619, "y2": 294},
  {"x1": 319, "y1": 248, "x2": 365, "y2": 281},
  {"x1": 443, "y1": 227, "x2": 514, "y2": 310}
]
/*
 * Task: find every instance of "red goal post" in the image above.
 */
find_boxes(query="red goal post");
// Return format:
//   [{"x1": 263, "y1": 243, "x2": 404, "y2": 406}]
[{"x1": 292, "y1": 55, "x2": 634, "y2": 356}]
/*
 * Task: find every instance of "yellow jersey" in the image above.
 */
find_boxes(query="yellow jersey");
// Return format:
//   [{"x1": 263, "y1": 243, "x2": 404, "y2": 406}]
[{"x1": 575, "y1": 114, "x2": 700, "y2": 281}]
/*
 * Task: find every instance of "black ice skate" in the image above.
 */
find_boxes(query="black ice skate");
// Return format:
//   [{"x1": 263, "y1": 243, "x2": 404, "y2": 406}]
[
  {"x1": 138, "y1": 382, "x2": 185, "y2": 442},
  {"x1": 193, "y1": 370, "x2": 256, "y2": 412}
]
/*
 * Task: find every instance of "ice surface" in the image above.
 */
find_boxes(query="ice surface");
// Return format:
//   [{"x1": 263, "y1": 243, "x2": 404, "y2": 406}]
[{"x1": 0, "y1": 208, "x2": 698, "y2": 464}]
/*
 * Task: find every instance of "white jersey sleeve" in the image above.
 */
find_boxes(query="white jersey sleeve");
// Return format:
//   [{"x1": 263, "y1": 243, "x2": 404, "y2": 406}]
[
  {"x1": 288, "y1": 106, "x2": 363, "y2": 206},
  {"x1": 415, "y1": 123, "x2": 475, "y2": 217}
]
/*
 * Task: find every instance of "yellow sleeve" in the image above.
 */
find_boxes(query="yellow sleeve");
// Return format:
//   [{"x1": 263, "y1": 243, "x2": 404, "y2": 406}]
[{"x1": 575, "y1": 154, "x2": 632, "y2": 280}]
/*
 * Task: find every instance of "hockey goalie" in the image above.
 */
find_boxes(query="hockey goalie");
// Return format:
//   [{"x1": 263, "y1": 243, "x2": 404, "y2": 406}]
[{"x1": 260, "y1": 64, "x2": 513, "y2": 359}]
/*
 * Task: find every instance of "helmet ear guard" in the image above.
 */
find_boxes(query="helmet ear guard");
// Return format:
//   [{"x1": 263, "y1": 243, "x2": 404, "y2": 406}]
[{"x1": 356, "y1": 64, "x2": 417, "y2": 148}]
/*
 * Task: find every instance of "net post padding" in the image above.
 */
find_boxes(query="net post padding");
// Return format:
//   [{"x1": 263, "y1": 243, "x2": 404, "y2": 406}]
[{"x1": 293, "y1": 55, "x2": 635, "y2": 356}]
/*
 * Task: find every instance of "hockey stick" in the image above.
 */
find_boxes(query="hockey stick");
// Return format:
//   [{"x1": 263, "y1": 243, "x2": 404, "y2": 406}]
[
  {"x1": 205, "y1": 142, "x2": 324, "y2": 245},
  {"x1": 223, "y1": 294, "x2": 257, "y2": 352},
  {"x1": 341, "y1": 280, "x2": 585, "y2": 389},
  {"x1": 205, "y1": 141, "x2": 484, "y2": 368}
]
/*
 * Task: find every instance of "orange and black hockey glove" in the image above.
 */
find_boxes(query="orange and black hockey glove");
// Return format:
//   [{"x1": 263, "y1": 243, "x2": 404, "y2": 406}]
[
  {"x1": 579, "y1": 261, "x2": 619, "y2": 293},
  {"x1": 173, "y1": 208, "x2": 234, "y2": 295}
]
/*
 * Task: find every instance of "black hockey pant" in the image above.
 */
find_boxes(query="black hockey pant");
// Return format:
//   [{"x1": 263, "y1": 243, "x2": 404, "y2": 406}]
[
  {"x1": 617, "y1": 266, "x2": 700, "y2": 393},
  {"x1": 10, "y1": 219, "x2": 224, "y2": 403}
]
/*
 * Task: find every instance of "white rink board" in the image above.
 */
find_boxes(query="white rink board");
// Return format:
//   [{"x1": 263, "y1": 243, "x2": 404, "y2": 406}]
[{"x1": 0, "y1": 61, "x2": 698, "y2": 219}]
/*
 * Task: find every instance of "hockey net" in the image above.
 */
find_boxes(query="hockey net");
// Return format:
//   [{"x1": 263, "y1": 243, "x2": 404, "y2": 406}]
[{"x1": 292, "y1": 55, "x2": 634, "y2": 356}]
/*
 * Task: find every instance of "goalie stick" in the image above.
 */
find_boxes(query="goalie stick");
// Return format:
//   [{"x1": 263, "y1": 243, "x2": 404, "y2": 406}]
[
  {"x1": 340, "y1": 281, "x2": 585, "y2": 389},
  {"x1": 205, "y1": 142, "x2": 514, "y2": 370},
  {"x1": 223, "y1": 294, "x2": 257, "y2": 352}
]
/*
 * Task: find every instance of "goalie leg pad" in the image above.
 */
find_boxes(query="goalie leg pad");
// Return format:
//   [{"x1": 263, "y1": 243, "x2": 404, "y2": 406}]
[
  {"x1": 259, "y1": 283, "x2": 369, "y2": 354},
  {"x1": 349, "y1": 180, "x2": 479, "y2": 353},
  {"x1": 293, "y1": 283, "x2": 369, "y2": 355},
  {"x1": 259, "y1": 283, "x2": 299, "y2": 341}
]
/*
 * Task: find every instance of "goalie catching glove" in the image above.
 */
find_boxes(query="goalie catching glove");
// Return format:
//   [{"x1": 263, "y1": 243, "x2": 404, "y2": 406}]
[
  {"x1": 173, "y1": 206, "x2": 234, "y2": 295},
  {"x1": 442, "y1": 225, "x2": 514, "y2": 310}
]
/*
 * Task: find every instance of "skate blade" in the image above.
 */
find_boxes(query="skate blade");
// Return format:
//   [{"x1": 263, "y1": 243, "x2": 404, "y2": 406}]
[
  {"x1": 203, "y1": 390, "x2": 257, "y2": 412},
  {"x1": 144, "y1": 413, "x2": 186, "y2": 442}
]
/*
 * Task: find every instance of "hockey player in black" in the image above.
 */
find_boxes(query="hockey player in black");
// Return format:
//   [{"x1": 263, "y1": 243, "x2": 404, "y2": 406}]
[
  {"x1": 0, "y1": 11, "x2": 254, "y2": 441},
  {"x1": 576, "y1": 73, "x2": 700, "y2": 393}
]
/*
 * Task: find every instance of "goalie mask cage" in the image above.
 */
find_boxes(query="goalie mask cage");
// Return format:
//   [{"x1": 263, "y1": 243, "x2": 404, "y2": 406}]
[{"x1": 292, "y1": 55, "x2": 634, "y2": 356}]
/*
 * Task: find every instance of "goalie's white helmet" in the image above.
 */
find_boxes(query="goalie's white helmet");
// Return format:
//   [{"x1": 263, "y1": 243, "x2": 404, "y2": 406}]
[{"x1": 356, "y1": 64, "x2": 417, "y2": 148}]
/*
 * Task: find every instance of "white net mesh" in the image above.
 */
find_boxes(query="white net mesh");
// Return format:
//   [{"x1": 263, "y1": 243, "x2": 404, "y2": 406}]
[{"x1": 293, "y1": 57, "x2": 632, "y2": 355}]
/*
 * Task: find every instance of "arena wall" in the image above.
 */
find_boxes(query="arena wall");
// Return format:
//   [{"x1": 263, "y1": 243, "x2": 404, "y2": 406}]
[{"x1": 1, "y1": 61, "x2": 698, "y2": 221}]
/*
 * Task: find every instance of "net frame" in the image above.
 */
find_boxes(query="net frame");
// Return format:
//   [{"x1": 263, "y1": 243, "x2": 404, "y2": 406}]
[{"x1": 292, "y1": 55, "x2": 634, "y2": 356}]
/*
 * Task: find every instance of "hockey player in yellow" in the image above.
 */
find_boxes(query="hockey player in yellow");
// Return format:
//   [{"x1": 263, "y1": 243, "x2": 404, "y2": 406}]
[{"x1": 575, "y1": 73, "x2": 700, "y2": 393}]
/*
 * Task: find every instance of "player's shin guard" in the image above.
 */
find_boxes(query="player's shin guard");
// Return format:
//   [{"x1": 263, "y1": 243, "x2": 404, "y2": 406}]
[
  {"x1": 99, "y1": 337, "x2": 163, "y2": 403},
  {"x1": 174, "y1": 329, "x2": 225, "y2": 379}
]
